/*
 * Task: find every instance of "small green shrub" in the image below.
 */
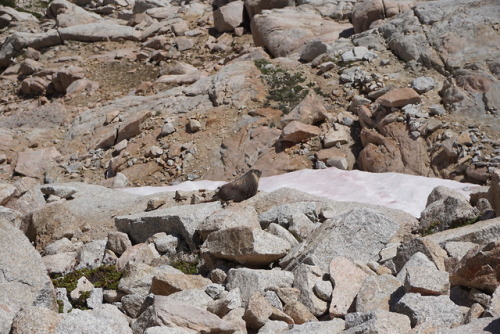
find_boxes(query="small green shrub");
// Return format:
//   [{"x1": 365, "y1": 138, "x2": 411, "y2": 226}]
[
  {"x1": 254, "y1": 59, "x2": 309, "y2": 114},
  {"x1": 0, "y1": 0, "x2": 15, "y2": 8},
  {"x1": 52, "y1": 265, "x2": 123, "y2": 311},
  {"x1": 171, "y1": 259, "x2": 199, "y2": 275}
]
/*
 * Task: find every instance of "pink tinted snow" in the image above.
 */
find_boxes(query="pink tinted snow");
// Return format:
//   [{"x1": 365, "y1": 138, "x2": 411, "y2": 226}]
[{"x1": 121, "y1": 168, "x2": 476, "y2": 217}]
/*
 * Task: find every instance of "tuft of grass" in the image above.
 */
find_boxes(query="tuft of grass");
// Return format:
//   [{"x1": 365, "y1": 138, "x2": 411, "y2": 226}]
[
  {"x1": 52, "y1": 265, "x2": 123, "y2": 310},
  {"x1": 254, "y1": 59, "x2": 309, "y2": 114},
  {"x1": 171, "y1": 259, "x2": 199, "y2": 275}
]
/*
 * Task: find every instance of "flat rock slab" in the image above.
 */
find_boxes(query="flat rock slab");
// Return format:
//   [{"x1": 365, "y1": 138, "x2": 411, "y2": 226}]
[
  {"x1": 202, "y1": 226, "x2": 291, "y2": 266},
  {"x1": 251, "y1": 6, "x2": 351, "y2": 58},
  {"x1": 115, "y1": 201, "x2": 221, "y2": 249},
  {"x1": 58, "y1": 23, "x2": 141, "y2": 42},
  {"x1": 14, "y1": 147, "x2": 62, "y2": 179},
  {"x1": 281, "y1": 208, "x2": 401, "y2": 272}
]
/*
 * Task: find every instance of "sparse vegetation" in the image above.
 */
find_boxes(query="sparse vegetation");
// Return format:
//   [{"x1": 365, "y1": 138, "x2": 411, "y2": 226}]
[
  {"x1": 51, "y1": 265, "x2": 123, "y2": 311},
  {"x1": 254, "y1": 59, "x2": 309, "y2": 114},
  {"x1": 171, "y1": 258, "x2": 199, "y2": 275}
]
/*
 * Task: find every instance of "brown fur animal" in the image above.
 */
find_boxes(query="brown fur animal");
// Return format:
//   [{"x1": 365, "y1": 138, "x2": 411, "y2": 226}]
[{"x1": 212, "y1": 169, "x2": 262, "y2": 202}]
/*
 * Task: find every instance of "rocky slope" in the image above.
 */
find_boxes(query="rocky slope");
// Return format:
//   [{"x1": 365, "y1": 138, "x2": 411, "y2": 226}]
[{"x1": 0, "y1": 0, "x2": 500, "y2": 333}]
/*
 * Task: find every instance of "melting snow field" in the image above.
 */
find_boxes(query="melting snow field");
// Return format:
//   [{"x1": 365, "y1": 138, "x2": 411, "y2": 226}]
[{"x1": 121, "y1": 168, "x2": 478, "y2": 217}]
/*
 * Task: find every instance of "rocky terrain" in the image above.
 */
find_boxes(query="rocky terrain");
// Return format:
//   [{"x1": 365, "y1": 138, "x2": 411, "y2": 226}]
[{"x1": 0, "y1": 0, "x2": 500, "y2": 333}]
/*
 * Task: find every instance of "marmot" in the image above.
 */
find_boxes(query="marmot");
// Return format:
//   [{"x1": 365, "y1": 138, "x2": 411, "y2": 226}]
[{"x1": 211, "y1": 169, "x2": 262, "y2": 202}]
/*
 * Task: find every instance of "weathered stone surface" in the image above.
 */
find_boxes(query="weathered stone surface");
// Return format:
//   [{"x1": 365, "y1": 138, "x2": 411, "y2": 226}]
[
  {"x1": 75, "y1": 240, "x2": 107, "y2": 270},
  {"x1": 443, "y1": 317, "x2": 500, "y2": 334},
  {"x1": 266, "y1": 223, "x2": 299, "y2": 247},
  {"x1": 282, "y1": 300, "x2": 317, "y2": 325},
  {"x1": 329, "y1": 256, "x2": 369, "y2": 317},
  {"x1": 10, "y1": 306, "x2": 60, "y2": 334},
  {"x1": 107, "y1": 231, "x2": 132, "y2": 256},
  {"x1": 419, "y1": 187, "x2": 480, "y2": 234},
  {"x1": 292, "y1": 264, "x2": 327, "y2": 317},
  {"x1": 118, "y1": 263, "x2": 181, "y2": 295},
  {"x1": 56, "y1": 304, "x2": 132, "y2": 334},
  {"x1": 280, "y1": 92, "x2": 328, "y2": 126},
  {"x1": 352, "y1": 0, "x2": 415, "y2": 34},
  {"x1": 214, "y1": 1, "x2": 244, "y2": 33},
  {"x1": 47, "y1": 0, "x2": 101, "y2": 27},
  {"x1": 412, "y1": 76, "x2": 435, "y2": 94},
  {"x1": 281, "y1": 121, "x2": 321, "y2": 143},
  {"x1": 488, "y1": 169, "x2": 500, "y2": 217},
  {"x1": 404, "y1": 265, "x2": 450, "y2": 295},
  {"x1": 115, "y1": 201, "x2": 221, "y2": 250},
  {"x1": 208, "y1": 288, "x2": 241, "y2": 317},
  {"x1": 42, "y1": 252, "x2": 78, "y2": 275},
  {"x1": 300, "y1": 40, "x2": 328, "y2": 62},
  {"x1": 380, "y1": 0, "x2": 500, "y2": 115},
  {"x1": 0, "y1": 218, "x2": 57, "y2": 313},
  {"x1": 20, "y1": 77, "x2": 48, "y2": 95},
  {"x1": 202, "y1": 226, "x2": 291, "y2": 266},
  {"x1": 198, "y1": 206, "x2": 260, "y2": 241},
  {"x1": 243, "y1": 292, "x2": 293, "y2": 330},
  {"x1": 15, "y1": 147, "x2": 62, "y2": 179},
  {"x1": 32, "y1": 182, "x2": 149, "y2": 250},
  {"x1": 0, "y1": 30, "x2": 62, "y2": 67},
  {"x1": 244, "y1": 0, "x2": 295, "y2": 18},
  {"x1": 394, "y1": 238, "x2": 448, "y2": 273},
  {"x1": 376, "y1": 87, "x2": 421, "y2": 108},
  {"x1": 287, "y1": 319, "x2": 345, "y2": 333},
  {"x1": 135, "y1": 297, "x2": 235, "y2": 334},
  {"x1": 0, "y1": 183, "x2": 16, "y2": 206},
  {"x1": 251, "y1": 6, "x2": 351, "y2": 58},
  {"x1": 450, "y1": 240, "x2": 500, "y2": 294},
  {"x1": 356, "y1": 274, "x2": 403, "y2": 313},
  {"x1": 59, "y1": 23, "x2": 140, "y2": 42},
  {"x1": 166, "y1": 288, "x2": 214, "y2": 312},
  {"x1": 116, "y1": 243, "x2": 160, "y2": 271},
  {"x1": 344, "y1": 310, "x2": 411, "y2": 334},
  {"x1": 281, "y1": 208, "x2": 401, "y2": 272},
  {"x1": 226, "y1": 268, "x2": 294, "y2": 307},
  {"x1": 396, "y1": 252, "x2": 439, "y2": 283},
  {"x1": 51, "y1": 65, "x2": 85, "y2": 93},
  {"x1": 394, "y1": 293, "x2": 463, "y2": 328},
  {"x1": 151, "y1": 273, "x2": 212, "y2": 296},
  {"x1": 424, "y1": 216, "x2": 500, "y2": 247}
]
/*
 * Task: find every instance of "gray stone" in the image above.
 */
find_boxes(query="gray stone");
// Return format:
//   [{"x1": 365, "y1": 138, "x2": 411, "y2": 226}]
[
  {"x1": 42, "y1": 252, "x2": 78, "y2": 275},
  {"x1": 207, "y1": 288, "x2": 242, "y2": 317},
  {"x1": 115, "y1": 202, "x2": 221, "y2": 250},
  {"x1": 356, "y1": 274, "x2": 403, "y2": 313},
  {"x1": 56, "y1": 288, "x2": 72, "y2": 313},
  {"x1": 411, "y1": 77, "x2": 435, "y2": 94},
  {"x1": 121, "y1": 293, "x2": 149, "y2": 318},
  {"x1": 56, "y1": 304, "x2": 132, "y2": 334},
  {"x1": 344, "y1": 310, "x2": 411, "y2": 334},
  {"x1": 76, "y1": 240, "x2": 107, "y2": 270},
  {"x1": 0, "y1": 30, "x2": 62, "y2": 67},
  {"x1": 118, "y1": 263, "x2": 181, "y2": 295},
  {"x1": 106, "y1": 231, "x2": 132, "y2": 256},
  {"x1": 396, "y1": 252, "x2": 438, "y2": 283},
  {"x1": 341, "y1": 46, "x2": 378, "y2": 62},
  {"x1": 444, "y1": 241, "x2": 478, "y2": 260},
  {"x1": 300, "y1": 40, "x2": 328, "y2": 62},
  {"x1": 87, "y1": 288, "x2": 103, "y2": 309},
  {"x1": 288, "y1": 213, "x2": 316, "y2": 242},
  {"x1": 133, "y1": 297, "x2": 235, "y2": 334},
  {"x1": 292, "y1": 264, "x2": 328, "y2": 316},
  {"x1": 288, "y1": 318, "x2": 345, "y2": 333},
  {"x1": 442, "y1": 317, "x2": 500, "y2": 334},
  {"x1": 258, "y1": 201, "x2": 322, "y2": 229},
  {"x1": 40, "y1": 185, "x2": 77, "y2": 199},
  {"x1": 165, "y1": 288, "x2": 214, "y2": 311},
  {"x1": 198, "y1": 205, "x2": 260, "y2": 242},
  {"x1": 0, "y1": 218, "x2": 57, "y2": 313},
  {"x1": 404, "y1": 265, "x2": 450, "y2": 295},
  {"x1": 329, "y1": 256, "x2": 369, "y2": 317},
  {"x1": 226, "y1": 268, "x2": 294, "y2": 307},
  {"x1": 148, "y1": 232, "x2": 178, "y2": 254},
  {"x1": 59, "y1": 23, "x2": 140, "y2": 42},
  {"x1": 202, "y1": 226, "x2": 291, "y2": 266},
  {"x1": 10, "y1": 306, "x2": 61, "y2": 334},
  {"x1": 313, "y1": 280, "x2": 332, "y2": 302},
  {"x1": 266, "y1": 223, "x2": 299, "y2": 247},
  {"x1": 394, "y1": 293, "x2": 463, "y2": 328},
  {"x1": 281, "y1": 208, "x2": 401, "y2": 272},
  {"x1": 214, "y1": 1, "x2": 244, "y2": 33}
]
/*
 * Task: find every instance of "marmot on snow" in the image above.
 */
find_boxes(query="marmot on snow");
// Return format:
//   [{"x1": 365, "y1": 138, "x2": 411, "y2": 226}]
[{"x1": 211, "y1": 169, "x2": 262, "y2": 202}]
